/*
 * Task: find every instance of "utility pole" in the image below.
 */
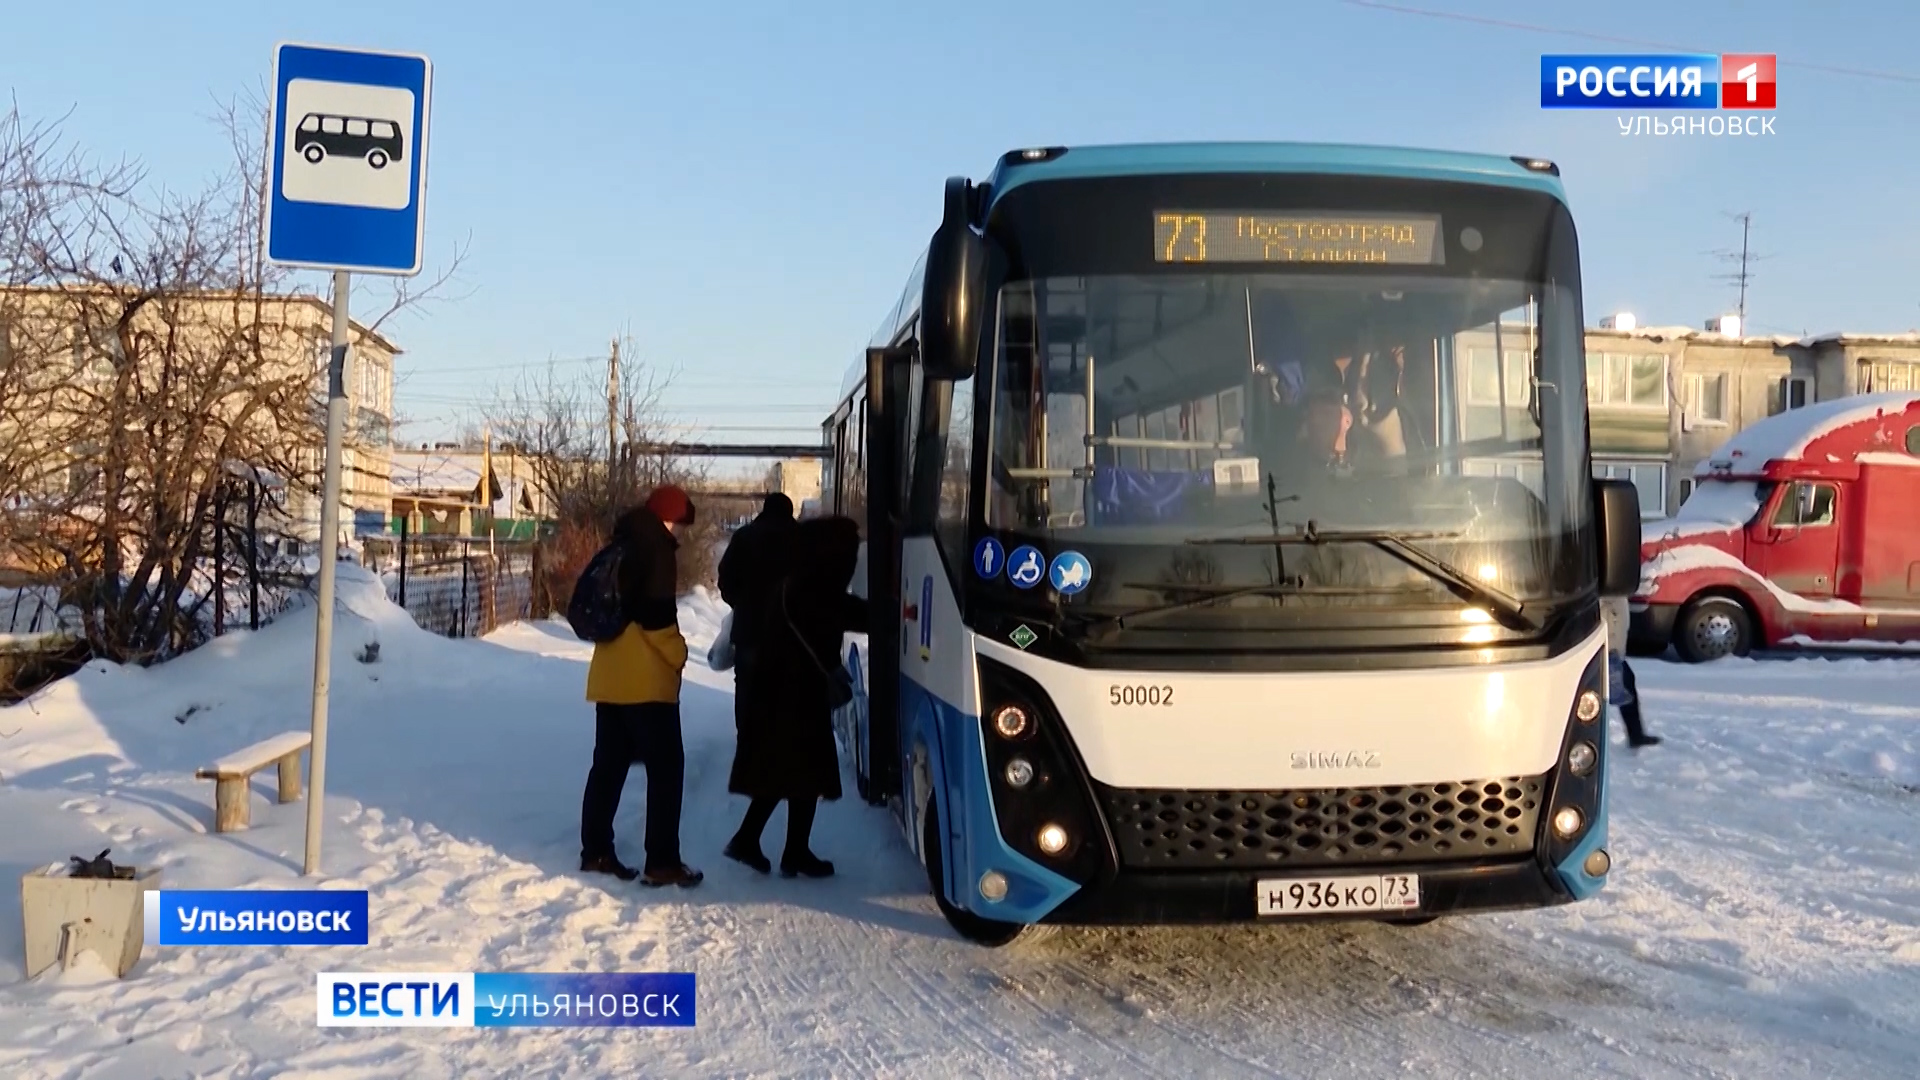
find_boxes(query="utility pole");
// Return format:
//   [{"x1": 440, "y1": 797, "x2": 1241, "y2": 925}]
[{"x1": 607, "y1": 337, "x2": 620, "y2": 495}]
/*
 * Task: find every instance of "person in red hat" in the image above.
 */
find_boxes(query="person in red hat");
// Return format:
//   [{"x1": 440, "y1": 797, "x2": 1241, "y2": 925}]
[{"x1": 580, "y1": 483, "x2": 705, "y2": 886}]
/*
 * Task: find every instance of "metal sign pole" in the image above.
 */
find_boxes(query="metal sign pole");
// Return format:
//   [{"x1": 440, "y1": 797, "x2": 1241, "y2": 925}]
[{"x1": 304, "y1": 268, "x2": 351, "y2": 875}]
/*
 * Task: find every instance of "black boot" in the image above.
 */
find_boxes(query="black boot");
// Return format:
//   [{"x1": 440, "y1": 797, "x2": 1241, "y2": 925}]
[
  {"x1": 778, "y1": 798, "x2": 829, "y2": 877},
  {"x1": 780, "y1": 851, "x2": 834, "y2": 878},
  {"x1": 723, "y1": 837, "x2": 772, "y2": 874},
  {"x1": 580, "y1": 854, "x2": 639, "y2": 881},
  {"x1": 1629, "y1": 734, "x2": 1663, "y2": 749}
]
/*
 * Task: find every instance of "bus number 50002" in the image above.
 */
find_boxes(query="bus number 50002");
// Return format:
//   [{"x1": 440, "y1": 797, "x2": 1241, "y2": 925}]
[{"x1": 1110, "y1": 685, "x2": 1173, "y2": 707}]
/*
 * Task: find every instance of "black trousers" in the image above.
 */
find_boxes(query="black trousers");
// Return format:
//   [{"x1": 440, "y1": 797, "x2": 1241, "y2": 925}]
[
  {"x1": 580, "y1": 702, "x2": 684, "y2": 869},
  {"x1": 734, "y1": 796, "x2": 818, "y2": 859},
  {"x1": 1618, "y1": 660, "x2": 1651, "y2": 743}
]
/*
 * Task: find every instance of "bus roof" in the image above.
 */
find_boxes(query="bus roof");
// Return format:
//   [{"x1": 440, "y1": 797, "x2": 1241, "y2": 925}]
[{"x1": 984, "y1": 142, "x2": 1568, "y2": 206}]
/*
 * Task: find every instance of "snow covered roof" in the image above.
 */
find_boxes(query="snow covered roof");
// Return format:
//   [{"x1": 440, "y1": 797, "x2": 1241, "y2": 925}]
[
  {"x1": 1587, "y1": 326, "x2": 1920, "y2": 349},
  {"x1": 390, "y1": 451, "x2": 486, "y2": 496},
  {"x1": 1695, "y1": 392, "x2": 1920, "y2": 476}
]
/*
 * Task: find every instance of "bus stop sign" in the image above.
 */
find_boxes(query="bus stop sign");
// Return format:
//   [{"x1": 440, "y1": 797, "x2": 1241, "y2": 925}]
[{"x1": 267, "y1": 42, "x2": 432, "y2": 275}]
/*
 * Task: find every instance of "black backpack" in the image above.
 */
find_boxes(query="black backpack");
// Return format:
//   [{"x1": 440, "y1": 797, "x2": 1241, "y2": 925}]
[{"x1": 566, "y1": 542, "x2": 629, "y2": 643}]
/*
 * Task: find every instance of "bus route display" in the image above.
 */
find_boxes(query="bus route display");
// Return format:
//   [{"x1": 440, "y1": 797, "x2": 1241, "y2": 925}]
[{"x1": 1153, "y1": 211, "x2": 1444, "y2": 265}]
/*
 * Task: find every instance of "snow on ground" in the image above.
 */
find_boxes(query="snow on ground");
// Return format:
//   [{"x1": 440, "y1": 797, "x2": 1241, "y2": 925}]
[{"x1": 1, "y1": 571, "x2": 1917, "y2": 1078}]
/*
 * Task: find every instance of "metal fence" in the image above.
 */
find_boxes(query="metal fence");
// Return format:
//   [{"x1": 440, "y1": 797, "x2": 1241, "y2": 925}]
[
  {"x1": 3, "y1": 585, "x2": 73, "y2": 636},
  {"x1": 361, "y1": 537, "x2": 539, "y2": 639}
]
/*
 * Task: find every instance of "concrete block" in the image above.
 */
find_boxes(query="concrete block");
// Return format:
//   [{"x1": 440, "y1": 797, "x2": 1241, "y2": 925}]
[{"x1": 20, "y1": 863, "x2": 160, "y2": 980}]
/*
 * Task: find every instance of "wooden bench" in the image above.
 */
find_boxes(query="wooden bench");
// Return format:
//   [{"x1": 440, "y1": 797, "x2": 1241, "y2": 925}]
[{"x1": 195, "y1": 731, "x2": 312, "y2": 832}]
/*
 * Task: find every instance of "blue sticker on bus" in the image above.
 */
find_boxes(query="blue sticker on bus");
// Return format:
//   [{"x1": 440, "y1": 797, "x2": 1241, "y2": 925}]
[
  {"x1": 972, "y1": 537, "x2": 1005, "y2": 580},
  {"x1": 1007, "y1": 546, "x2": 1047, "y2": 589},
  {"x1": 919, "y1": 575, "x2": 933, "y2": 660},
  {"x1": 1049, "y1": 551, "x2": 1092, "y2": 595}
]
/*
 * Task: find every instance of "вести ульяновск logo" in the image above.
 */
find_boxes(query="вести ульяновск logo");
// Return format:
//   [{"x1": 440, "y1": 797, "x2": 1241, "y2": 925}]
[{"x1": 1540, "y1": 54, "x2": 1776, "y2": 109}]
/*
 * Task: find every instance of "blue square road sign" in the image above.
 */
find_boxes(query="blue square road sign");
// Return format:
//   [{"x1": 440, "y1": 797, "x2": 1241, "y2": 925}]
[{"x1": 267, "y1": 42, "x2": 431, "y2": 275}]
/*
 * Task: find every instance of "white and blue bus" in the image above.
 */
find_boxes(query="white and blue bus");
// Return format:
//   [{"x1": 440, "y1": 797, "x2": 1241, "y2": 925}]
[{"x1": 818, "y1": 143, "x2": 1642, "y2": 945}]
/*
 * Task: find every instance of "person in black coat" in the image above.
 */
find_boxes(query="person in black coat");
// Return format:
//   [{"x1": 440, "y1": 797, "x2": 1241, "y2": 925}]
[
  {"x1": 716, "y1": 494, "x2": 797, "y2": 740},
  {"x1": 722, "y1": 515, "x2": 866, "y2": 878}
]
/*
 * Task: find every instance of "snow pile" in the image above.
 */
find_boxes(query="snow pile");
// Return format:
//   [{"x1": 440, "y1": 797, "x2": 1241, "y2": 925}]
[{"x1": 1, "y1": 573, "x2": 1917, "y2": 1078}]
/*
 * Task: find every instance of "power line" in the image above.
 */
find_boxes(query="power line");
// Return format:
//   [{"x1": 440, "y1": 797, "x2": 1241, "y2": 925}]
[
  {"x1": 394, "y1": 354, "x2": 605, "y2": 377},
  {"x1": 1337, "y1": 1, "x2": 1920, "y2": 84}
]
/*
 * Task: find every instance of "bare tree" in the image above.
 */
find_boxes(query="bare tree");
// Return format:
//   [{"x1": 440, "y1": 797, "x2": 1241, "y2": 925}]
[
  {"x1": 486, "y1": 338, "x2": 715, "y2": 610},
  {"x1": 0, "y1": 98, "x2": 464, "y2": 663}
]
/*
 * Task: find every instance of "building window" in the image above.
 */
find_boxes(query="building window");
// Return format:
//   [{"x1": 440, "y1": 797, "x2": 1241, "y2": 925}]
[
  {"x1": 1771, "y1": 375, "x2": 1810, "y2": 415},
  {"x1": 1464, "y1": 457, "x2": 1545, "y2": 498},
  {"x1": 1466, "y1": 348, "x2": 1532, "y2": 407},
  {"x1": 1585, "y1": 353, "x2": 1668, "y2": 409},
  {"x1": 1677, "y1": 476, "x2": 1694, "y2": 505},
  {"x1": 1859, "y1": 358, "x2": 1920, "y2": 393},
  {"x1": 1593, "y1": 460, "x2": 1666, "y2": 518},
  {"x1": 1682, "y1": 372, "x2": 1728, "y2": 424}
]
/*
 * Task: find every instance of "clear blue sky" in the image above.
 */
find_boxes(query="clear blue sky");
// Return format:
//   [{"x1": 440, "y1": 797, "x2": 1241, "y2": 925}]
[{"x1": 8, "y1": 1, "x2": 1917, "y2": 451}]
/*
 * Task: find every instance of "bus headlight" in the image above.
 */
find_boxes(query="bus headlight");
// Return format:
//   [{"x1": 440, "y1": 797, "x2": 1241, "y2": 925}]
[
  {"x1": 1552, "y1": 807, "x2": 1585, "y2": 840},
  {"x1": 1036, "y1": 823, "x2": 1069, "y2": 855},
  {"x1": 991, "y1": 704, "x2": 1032, "y2": 740},
  {"x1": 1567, "y1": 741, "x2": 1597, "y2": 777},
  {"x1": 979, "y1": 871, "x2": 1009, "y2": 902},
  {"x1": 1575, "y1": 690, "x2": 1601, "y2": 723},
  {"x1": 1004, "y1": 758, "x2": 1035, "y2": 788}
]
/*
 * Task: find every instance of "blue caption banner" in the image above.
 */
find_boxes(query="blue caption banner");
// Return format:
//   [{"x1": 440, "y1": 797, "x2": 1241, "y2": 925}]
[
  {"x1": 1540, "y1": 54, "x2": 1721, "y2": 108},
  {"x1": 475, "y1": 973, "x2": 696, "y2": 1027},
  {"x1": 315, "y1": 972, "x2": 696, "y2": 1027},
  {"x1": 146, "y1": 889, "x2": 370, "y2": 946}
]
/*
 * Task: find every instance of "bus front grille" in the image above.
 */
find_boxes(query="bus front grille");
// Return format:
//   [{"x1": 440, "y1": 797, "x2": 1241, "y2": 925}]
[{"x1": 1098, "y1": 777, "x2": 1547, "y2": 871}]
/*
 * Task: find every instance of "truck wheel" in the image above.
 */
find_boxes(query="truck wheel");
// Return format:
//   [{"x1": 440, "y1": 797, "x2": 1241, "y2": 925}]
[
  {"x1": 1674, "y1": 597, "x2": 1752, "y2": 663},
  {"x1": 925, "y1": 803, "x2": 1031, "y2": 947}
]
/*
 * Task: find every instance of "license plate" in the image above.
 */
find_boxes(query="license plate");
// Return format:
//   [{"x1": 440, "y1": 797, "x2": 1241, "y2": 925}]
[{"x1": 1256, "y1": 873, "x2": 1421, "y2": 916}]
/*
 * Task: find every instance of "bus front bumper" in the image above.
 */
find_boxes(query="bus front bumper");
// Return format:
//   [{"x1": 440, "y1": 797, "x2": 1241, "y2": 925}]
[{"x1": 1038, "y1": 856, "x2": 1569, "y2": 926}]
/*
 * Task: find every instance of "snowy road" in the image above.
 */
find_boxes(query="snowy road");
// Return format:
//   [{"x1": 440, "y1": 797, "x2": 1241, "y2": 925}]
[{"x1": 1, "y1": 571, "x2": 1916, "y2": 1078}]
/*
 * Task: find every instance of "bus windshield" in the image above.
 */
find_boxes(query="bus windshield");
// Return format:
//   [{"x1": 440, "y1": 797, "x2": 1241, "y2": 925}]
[{"x1": 983, "y1": 272, "x2": 1590, "y2": 621}]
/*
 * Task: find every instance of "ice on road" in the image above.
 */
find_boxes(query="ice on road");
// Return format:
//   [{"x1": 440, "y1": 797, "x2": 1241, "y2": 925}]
[{"x1": 1, "y1": 568, "x2": 1915, "y2": 1078}]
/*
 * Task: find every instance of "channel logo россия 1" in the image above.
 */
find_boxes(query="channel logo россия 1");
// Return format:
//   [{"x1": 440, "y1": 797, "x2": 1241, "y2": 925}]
[{"x1": 1540, "y1": 54, "x2": 1776, "y2": 110}]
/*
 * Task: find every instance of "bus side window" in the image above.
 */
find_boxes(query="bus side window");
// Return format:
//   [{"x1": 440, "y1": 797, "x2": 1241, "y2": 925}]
[{"x1": 936, "y1": 376, "x2": 974, "y2": 558}]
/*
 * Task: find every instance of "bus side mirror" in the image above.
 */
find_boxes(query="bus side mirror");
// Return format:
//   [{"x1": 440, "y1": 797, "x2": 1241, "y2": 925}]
[
  {"x1": 920, "y1": 176, "x2": 986, "y2": 381},
  {"x1": 1594, "y1": 478, "x2": 1642, "y2": 598}
]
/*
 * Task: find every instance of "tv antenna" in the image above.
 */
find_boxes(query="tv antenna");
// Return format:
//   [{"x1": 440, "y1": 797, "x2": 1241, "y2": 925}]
[{"x1": 1707, "y1": 211, "x2": 1772, "y2": 322}]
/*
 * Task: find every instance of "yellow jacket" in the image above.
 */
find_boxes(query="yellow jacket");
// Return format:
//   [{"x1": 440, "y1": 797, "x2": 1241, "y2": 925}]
[
  {"x1": 586, "y1": 622, "x2": 688, "y2": 704},
  {"x1": 581, "y1": 508, "x2": 689, "y2": 705}
]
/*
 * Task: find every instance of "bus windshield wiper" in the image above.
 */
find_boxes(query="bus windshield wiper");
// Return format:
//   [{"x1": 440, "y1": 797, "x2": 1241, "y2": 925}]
[
  {"x1": 1066, "y1": 580, "x2": 1314, "y2": 640},
  {"x1": 1185, "y1": 522, "x2": 1538, "y2": 632}
]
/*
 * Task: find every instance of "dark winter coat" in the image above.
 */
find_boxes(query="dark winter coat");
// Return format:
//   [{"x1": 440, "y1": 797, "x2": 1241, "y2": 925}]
[
  {"x1": 717, "y1": 506, "x2": 798, "y2": 652},
  {"x1": 727, "y1": 516, "x2": 867, "y2": 802}
]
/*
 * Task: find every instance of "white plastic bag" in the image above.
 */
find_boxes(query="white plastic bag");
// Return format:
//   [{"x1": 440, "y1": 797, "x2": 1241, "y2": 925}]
[{"x1": 707, "y1": 611, "x2": 736, "y2": 671}]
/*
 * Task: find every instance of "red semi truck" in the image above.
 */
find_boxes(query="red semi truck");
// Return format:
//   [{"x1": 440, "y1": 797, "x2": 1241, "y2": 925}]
[{"x1": 1629, "y1": 392, "x2": 1920, "y2": 662}]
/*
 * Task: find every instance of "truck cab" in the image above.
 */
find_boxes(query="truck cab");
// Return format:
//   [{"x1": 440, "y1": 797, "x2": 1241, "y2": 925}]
[{"x1": 1630, "y1": 392, "x2": 1920, "y2": 661}]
